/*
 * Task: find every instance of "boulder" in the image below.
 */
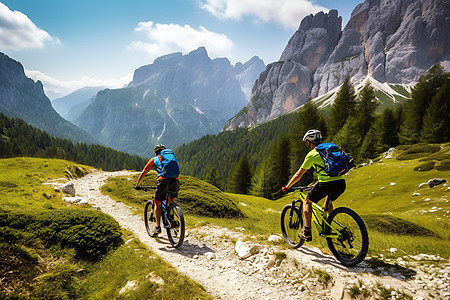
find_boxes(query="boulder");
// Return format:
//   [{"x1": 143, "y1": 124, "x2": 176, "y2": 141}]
[{"x1": 428, "y1": 178, "x2": 447, "y2": 188}]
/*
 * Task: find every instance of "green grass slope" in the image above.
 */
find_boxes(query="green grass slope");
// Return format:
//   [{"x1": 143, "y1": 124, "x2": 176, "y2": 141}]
[{"x1": 0, "y1": 157, "x2": 211, "y2": 299}]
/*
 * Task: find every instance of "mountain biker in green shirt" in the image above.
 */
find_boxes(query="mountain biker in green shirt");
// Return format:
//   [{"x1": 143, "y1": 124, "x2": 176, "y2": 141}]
[{"x1": 283, "y1": 129, "x2": 346, "y2": 242}]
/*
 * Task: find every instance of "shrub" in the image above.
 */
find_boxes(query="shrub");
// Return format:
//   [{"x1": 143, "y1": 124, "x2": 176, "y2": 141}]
[
  {"x1": 435, "y1": 159, "x2": 450, "y2": 171},
  {"x1": 413, "y1": 161, "x2": 436, "y2": 171},
  {"x1": 363, "y1": 215, "x2": 435, "y2": 236},
  {"x1": 178, "y1": 176, "x2": 244, "y2": 218},
  {"x1": 396, "y1": 144, "x2": 441, "y2": 160},
  {"x1": 0, "y1": 208, "x2": 123, "y2": 261}
]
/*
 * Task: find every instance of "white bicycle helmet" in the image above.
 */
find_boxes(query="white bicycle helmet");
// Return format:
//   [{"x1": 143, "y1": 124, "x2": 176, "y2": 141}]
[{"x1": 302, "y1": 129, "x2": 322, "y2": 144}]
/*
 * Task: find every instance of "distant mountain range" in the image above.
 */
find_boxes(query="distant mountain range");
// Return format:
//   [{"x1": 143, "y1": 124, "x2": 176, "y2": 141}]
[
  {"x1": 226, "y1": 0, "x2": 450, "y2": 129},
  {"x1": 51, "y1": 86, "x2": 105, "y2": 124},
  {"x1": 73, "y1": 47, "x2": 264, "y2": 157},
  {"x1": 0, "y1": 52, "x2": 96, "y2": 144}
]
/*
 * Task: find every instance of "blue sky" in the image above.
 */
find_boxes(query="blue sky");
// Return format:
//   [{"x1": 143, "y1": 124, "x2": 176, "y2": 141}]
[{"x1": 0, "y1": 0, "x2": 362, "y2": 99}]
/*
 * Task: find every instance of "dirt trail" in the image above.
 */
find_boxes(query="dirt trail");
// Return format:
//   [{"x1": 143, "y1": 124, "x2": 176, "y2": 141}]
[{"x1": 71, "y1": 171, "x2": 449, "y2": 300}]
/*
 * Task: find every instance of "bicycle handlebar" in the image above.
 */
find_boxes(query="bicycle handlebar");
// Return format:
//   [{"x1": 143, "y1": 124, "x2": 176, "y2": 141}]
[
  {"x1": 135, "y1": 186, "x2": 157, "y2": 192},
  {"x1": 289, "y1": 186, "x2": 313, "y2": 192}
]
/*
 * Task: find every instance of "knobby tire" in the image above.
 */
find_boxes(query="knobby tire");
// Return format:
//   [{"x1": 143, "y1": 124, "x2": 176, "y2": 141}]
[
  {"x1": 166, "y1": 203, "x2": 185, "y2": 248},
  {"x1": 144, "y1": 200, "x2": 157, "y2": 237},
  {"x1": 326, "y1": 207, "x2": 369, "y2": 267},
  {"x1": 281, "y1": 204, "x2": 305, "y2": 248}
]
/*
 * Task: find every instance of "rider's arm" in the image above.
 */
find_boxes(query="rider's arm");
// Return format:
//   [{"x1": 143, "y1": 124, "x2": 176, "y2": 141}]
[
  {"x1": 286, "y1": 150, "x2": 315, "y2": 189},
  {"x1": 135, "y1": 158, "x2": 154, "y2": 187},
  {"x1": 286, "y1": 167, "x2": 308, "y2": 189}
]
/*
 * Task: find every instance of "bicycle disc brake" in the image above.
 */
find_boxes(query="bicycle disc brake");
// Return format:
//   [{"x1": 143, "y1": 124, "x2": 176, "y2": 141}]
[{"x1": 338, "y1": 227, "x2": 354, "y2": 249}]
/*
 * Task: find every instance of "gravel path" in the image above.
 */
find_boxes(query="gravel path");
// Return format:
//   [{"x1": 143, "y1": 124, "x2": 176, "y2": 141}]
[{"x1": 69, "y1": 171, "x2": 449, "y2": 300}]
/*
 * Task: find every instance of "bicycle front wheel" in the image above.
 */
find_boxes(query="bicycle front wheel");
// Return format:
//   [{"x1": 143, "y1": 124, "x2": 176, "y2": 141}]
[
  {"x1": 281, "y1": 204, "x2": 304, "y2": 248},
  {"x1": 326, "y1": 207, "x2": 369, "y2": 267},
  {"x1": 166, "y1": 202, "x2": 185, "y2": 248},
  {"x1": 144, "y1": 200, "x2": 157, "y2": 237}
]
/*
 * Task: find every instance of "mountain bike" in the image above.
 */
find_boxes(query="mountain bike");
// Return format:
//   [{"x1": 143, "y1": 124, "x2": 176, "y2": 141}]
[
  {"x1": 135, "y1": 186, "x2": 185, "y2": 248},
  {"x1": 281, "y1": 186, "x2": 368, "y2": 267}
]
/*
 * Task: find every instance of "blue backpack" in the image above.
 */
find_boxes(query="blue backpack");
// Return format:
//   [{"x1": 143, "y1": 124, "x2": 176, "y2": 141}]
[
  {"x1": 314, "y1": 143, "x2": 355, "y2": 177},
  {"x1": 156, "y1": 149, "x2": 180, "y2": 178}
]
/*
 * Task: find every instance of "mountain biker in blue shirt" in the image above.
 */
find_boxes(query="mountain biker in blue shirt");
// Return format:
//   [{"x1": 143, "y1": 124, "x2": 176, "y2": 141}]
[
  {"x1": 282, "y1": 129, "x2": 346, "y2": 242},
  {"x1": 135, "y1": 144, "x2": 180, "y2": 236}
]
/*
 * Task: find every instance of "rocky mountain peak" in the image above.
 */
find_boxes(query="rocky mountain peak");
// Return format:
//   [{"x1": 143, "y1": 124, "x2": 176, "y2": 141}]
[
  {"x1": 280, "y1": 9, "x2": 341, "y2": 71},
  {"x1": 226, "y1": 0, "x2": 450, "y2": 130}
]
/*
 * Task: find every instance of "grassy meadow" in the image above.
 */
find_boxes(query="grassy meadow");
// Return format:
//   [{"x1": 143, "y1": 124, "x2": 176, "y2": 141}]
[
  {"x1": 0, "y1": 157, "x2": 211, "y2": 299},
  {"x1": 103, "y1": 143, "x2": 450, "y2": 260},
  {"x1": 1, "y1": 142, "x2": 448, "y2": 298}
]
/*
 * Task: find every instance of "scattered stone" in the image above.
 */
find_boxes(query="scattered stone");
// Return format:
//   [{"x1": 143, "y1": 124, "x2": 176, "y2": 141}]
[
  {"x1": 205, "y1": 252, "x2": 217, "y2": 260},
  {"x1": 268, "y1": 235, "x2": 282, "y2": 243},
  {"x1": 383, "y1": 148, "x2": 396, "y2": 159},
  {"x1": 235, "y1": 240, "x2": 263, "y2": 259},
  {"x1": 146, "y1": 272, "x2": 164, "y2": 285},
  {"x1": 390, "y1": 182, "x2": 396, "y2": 186},
  {"x1": 418, "y1": 183, "x2": 428, "y2": 189},
  {"x1": 61, "y1": 181, "x2": 76, "y2": 196},
  {"x1": 119, "y1": 280, "x2": 138, "y2": 294},
  {"x1": 380, "y1": 187, "x2": 385, "y2": 190},
  {"x1": 428, "y1": 178, "x2": 447, "y2": 188},
  {"x1": 63, "y1": 196, "x2": 84, "y2": 204},
  {"x1": 412, "y1": 193, "x2": 420, "y2": 196}
]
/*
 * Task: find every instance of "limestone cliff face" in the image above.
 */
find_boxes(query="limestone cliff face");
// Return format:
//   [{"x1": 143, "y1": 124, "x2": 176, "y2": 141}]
[{"x1": 226, "y1": 0, "x2": 450, "y2": 129}]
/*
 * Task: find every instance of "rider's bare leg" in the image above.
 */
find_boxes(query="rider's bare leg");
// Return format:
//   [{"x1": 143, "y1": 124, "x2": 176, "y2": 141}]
[
  {"x1": 154, "y1": 202, "x2": 162, "y2": 227},
  {"x1": 323, "y1": 198, "x2": 333, "y2": 214},
  {"x1": 303, "y1": 197, "x2": 313, "y2": 227}
]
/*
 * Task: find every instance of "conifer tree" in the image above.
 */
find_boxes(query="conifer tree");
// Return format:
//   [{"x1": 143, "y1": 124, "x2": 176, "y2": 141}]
[
  {"x1": 399, "y1": 63, "x2": 447, "y2": 144},
  {"x1": 355, "y1": 82, "x2": 378, "y2": 139},
  {"x1": 332, "y1": 116, "x2": 360, "y2": 156},
  {"x1": 227, "y1": 153, "x2": 253, "y2": 194},
  {"x1": 250, "y1": 160, "x2": 271, "y2": 198},
  {"x1": 290, "y1": 98, "x2": 325, "y2": 185},
  {"x1": 328, "y1": 77, "x2": 357, "y2": 136},
  {"x1": 205, "y1": 166, "x2": 221, "y2": 189},
  {"x1": 373, "y1": 108, "x2": 399, "y2": 152},
  {"x1": 359, "y1": 128, "x2": 378, "y2": 159},
  {"x1": 421, "y1": 80, "x2": 450, "y2": 143}
]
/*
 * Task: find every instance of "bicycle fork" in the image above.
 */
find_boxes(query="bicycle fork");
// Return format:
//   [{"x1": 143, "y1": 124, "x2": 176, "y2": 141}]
[
  {"x1": 289, "y1": 200, "x2": 303, "y2": 229},
  {"x1": 161, "y1": 201, "x2": 170, "y2": 229}
]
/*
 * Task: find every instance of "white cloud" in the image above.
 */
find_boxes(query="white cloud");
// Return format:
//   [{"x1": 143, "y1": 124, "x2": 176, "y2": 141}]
[
  {"x1": 128, "y1": 21, "x2": 234, "y2": 61},
  {"x1": 0, "y1": 2, "x2": 60, "y2": 51},
  {"x1": 25, "y1": 69, "x2": 132, "y2": 99},
  {"x1": 198, "y1": 0, "x2": 328, "y2": 29}
]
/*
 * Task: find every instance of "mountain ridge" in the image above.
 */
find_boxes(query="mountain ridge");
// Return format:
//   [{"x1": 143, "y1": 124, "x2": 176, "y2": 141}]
[
  {"x1": 225, "y1": 0, "x2": 450, "y2": 129},
  {"x1": 0, "y1": 52, "x2": 97, "y2": 144},
  {"x1": 74, "y1": 48, "x2": 264, "y2": 157}
]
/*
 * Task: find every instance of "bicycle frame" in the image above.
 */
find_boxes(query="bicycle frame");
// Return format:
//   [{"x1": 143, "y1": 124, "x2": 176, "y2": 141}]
[
  {"x1": 136, "y1": 186, "x2": 177, "y2": 229},
  {"x1": 292, "y1": 191, "x2": 341, "y2": 239}
]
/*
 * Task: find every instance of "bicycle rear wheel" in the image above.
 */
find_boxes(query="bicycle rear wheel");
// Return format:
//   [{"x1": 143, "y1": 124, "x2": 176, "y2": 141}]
[
  {"x1": 166, "y1": 202, "x2": 185, "y2": 248},
  {"x1": 144, "y1": 200, "x2": 158, "y2": 237},
  {"x1": 326, "y1": 207, "x2": 369, "y2": 267},
  {"x1": 280, "y1": 204, "x2": 305, "y2": 248}
]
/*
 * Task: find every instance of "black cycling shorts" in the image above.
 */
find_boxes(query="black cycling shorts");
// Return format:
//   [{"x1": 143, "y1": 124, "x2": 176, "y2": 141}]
[
  {"x1": 306, "y1": 179, "x2": 346, "y2": 203},
  {"x1": 154, "y1": 178, "x2": 179, "y2": 203}
]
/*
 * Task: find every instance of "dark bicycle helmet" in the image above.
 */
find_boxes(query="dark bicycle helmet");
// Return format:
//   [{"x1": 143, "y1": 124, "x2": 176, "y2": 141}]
[
  {"x1": 154, "y1": 144, "x2": 166, "y2": 153},
  {"x1": 302, "y1": 129, "x2": 322, "y2": 144}
]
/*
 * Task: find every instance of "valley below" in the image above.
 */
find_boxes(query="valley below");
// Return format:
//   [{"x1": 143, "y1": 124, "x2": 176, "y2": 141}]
[{"x1": 71, "y1": 170, "x2": 449, "y2": 299}]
